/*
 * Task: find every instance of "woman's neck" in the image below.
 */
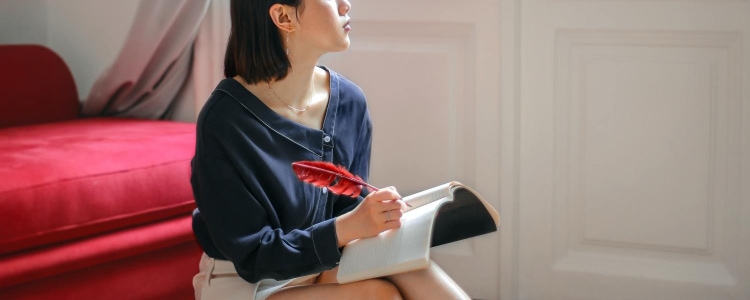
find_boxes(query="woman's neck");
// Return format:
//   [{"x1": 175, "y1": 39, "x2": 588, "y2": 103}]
[
  {"x1": 267, "y1": 54, "x2": 321, "y2": 108},
  {"x1": 234, "y1": 53, "x2": 325, "y2": 115}
]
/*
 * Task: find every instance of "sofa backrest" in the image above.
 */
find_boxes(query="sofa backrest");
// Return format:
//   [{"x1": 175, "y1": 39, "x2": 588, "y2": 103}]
[{"x1": 0, "y1": 44, "x2": 80, "y2": 128}]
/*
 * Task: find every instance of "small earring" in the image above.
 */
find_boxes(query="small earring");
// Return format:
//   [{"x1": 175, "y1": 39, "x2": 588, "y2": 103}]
[
  {"x1": 286, "y1": 29, "x2": 292, "y2": 56},
  {"x1": 286, "y1": 34, "x2": 290, "y2": 55}
]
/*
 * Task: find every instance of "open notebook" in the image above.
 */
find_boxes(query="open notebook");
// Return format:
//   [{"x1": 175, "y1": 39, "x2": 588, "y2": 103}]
[{"x1": 337, "y1": 182, "x2": 499, "y2": 284}]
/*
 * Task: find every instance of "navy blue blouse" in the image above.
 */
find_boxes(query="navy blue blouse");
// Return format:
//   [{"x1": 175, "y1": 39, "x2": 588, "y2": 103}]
[{"x1": 190, "y1": 68, "x2": 372, "y2": 283}]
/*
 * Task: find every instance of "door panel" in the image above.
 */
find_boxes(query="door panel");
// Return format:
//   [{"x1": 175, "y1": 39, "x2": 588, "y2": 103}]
[{"x1": 518, "y1": 1, "x2": 750, "y2": 299}]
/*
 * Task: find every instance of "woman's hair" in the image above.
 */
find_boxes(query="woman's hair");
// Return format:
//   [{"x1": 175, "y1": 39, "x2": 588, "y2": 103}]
[{"x1": 225, "y1": 0, "x2": 303, "y2": 84}]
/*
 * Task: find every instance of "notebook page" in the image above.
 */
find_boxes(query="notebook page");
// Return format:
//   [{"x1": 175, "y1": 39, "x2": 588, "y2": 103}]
[
  {"x1": 403, "y1": 183, "x2": 452, "y2": 212},
  {"x1": 337, "y1": 199, "x2": 447, "y2": 283}
]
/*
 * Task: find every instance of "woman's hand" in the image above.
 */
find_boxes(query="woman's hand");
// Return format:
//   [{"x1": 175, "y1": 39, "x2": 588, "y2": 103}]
[{"x1": 334, "y1": 187, "x2": 407, "y2": 247}]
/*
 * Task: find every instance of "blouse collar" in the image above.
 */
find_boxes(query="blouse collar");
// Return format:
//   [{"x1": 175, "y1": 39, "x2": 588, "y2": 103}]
[{"x1": 215, "y1": 67, "x2": 340, "y2": 158}]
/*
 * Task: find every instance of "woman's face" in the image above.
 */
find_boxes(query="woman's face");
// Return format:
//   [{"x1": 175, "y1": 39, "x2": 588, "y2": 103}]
[{"x1": 292, "y1": 0, "x2": 352, "y2": 53}]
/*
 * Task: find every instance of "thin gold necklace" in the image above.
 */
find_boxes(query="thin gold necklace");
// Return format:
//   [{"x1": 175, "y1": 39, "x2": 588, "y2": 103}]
[{"x1": 267, "y1": 80, "x2": 314, "y2": 113}]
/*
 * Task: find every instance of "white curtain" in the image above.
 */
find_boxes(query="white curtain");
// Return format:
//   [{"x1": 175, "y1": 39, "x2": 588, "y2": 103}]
[
  {"x1": 188, "y1": 0, "x2": 231, "y2": 120},
  {"x1": 81, "y1": 0, "x2": 211, "y2": 119}
]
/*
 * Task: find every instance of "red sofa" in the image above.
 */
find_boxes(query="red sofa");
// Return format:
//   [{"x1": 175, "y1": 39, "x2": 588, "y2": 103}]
[{"x1": 0, "y1": 45, "x2": 201, "y2": 299}]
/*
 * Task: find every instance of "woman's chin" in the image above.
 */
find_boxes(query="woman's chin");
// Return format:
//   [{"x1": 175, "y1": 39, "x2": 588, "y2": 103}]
[{"x1": 334, "y1": 38, "x2": 351, "y2": 52}]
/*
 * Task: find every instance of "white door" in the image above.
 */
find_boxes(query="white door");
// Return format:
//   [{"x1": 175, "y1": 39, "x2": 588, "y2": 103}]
[
  {"x1": 514, "y1": 0, "x2": 750, "y2": 300},
  {"x1": 321, "y1": 0, "x2": 503, "y2": 299}
]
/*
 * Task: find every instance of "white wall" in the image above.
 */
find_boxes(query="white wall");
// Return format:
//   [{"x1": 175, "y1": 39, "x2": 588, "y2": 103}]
[
  {"x1": 0, "y1": 0, "x2": 47, "y2": 45},
  {"x1": 0, "y1": 0, "x2": 138, "y2": 101}
]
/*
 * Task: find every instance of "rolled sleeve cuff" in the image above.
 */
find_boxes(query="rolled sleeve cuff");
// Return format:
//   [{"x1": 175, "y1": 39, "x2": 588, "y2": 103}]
[{"x1": 311, "y1": 218, "x2": 342, "y2": 268}]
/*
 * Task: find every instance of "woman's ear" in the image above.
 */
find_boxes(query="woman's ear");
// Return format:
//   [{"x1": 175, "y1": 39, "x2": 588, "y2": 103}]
[{"x1": 269, "y1": 4, "x2": 296, "y2": 33}]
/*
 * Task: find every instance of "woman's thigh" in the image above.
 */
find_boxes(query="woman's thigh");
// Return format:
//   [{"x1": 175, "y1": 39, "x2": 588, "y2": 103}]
[
  {"x1": 386, "y1": 260, "x2": 470, "y2": 300},
  {"x1": 268, "y1": 279, "x2": 401, "y2": 300}
]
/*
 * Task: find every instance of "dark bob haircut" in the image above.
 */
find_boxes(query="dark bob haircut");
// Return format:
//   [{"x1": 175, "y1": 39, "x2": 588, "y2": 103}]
[{"x1": 225, "y1": 0, "x2": 303, "y2": 84}]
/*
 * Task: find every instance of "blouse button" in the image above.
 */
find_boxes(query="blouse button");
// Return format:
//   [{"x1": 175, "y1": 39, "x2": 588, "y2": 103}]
[
  {"x1": 323, "y1": 135, "x2": 331, "y2": 143},
  {"x1": 322, "y1": 187, "x2": 328, "y2": 194}
]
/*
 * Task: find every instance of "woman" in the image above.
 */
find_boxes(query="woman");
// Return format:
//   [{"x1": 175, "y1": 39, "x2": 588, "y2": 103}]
[{"x1": 190, "y1": 1, "x2": 471, "y2": 299}]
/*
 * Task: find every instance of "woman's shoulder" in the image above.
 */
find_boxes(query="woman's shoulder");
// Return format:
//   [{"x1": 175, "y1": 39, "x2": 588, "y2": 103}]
[
  {"x1": 322, "y1": 66, "x2": 367, "y2": 106},
  {"x1": 196, "y1": 79, "x2": 251, "y2": 132}
]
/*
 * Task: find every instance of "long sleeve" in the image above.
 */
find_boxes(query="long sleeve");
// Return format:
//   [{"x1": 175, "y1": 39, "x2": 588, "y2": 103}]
[{"x1": 191, "y1": 153, "x2": 340, "y2": 283}]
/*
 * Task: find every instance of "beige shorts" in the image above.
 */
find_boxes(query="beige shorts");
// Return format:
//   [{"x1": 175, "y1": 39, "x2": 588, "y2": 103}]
[{"x1": 193, "y1": 253, "x2": 318, "y2": 300}]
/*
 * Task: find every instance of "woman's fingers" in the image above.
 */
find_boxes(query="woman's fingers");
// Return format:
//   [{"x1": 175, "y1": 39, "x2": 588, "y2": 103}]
[
  {"x1": 335, "y1": 186, "x2": 404, "y2": 246},
  {"x1": 384, "y1": 218, "x2": 402, "y2": 230},
  {"x1": 383, "y1": 209, "x2": 404, "y2": 222},
  {"x1": 344, "y1": 186, "x2": 405, "y2": 236},
  {"x1": 371, "y1": 187, "x2": 409, "y2": 210},
  {"x1": 373, "y1": 187, "x2": 405, "y2": 226},
  {"x1": 381, "y1": 199, "x2": 404, "y2": 211},
  {"x1": 367, "y1": 186, "x2": 401, "y2": 202}
]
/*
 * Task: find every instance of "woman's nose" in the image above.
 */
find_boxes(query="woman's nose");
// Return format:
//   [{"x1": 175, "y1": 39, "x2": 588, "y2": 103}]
[{"x1": 339, "y1": 0, "x2": 351, "y2": 15}]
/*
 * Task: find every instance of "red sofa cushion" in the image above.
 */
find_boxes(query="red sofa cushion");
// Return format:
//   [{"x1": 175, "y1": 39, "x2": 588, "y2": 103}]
[
  {"x1": 0, "y1": 215, "x2": 197, "y2": 290},
  {"x1": 0, "y1": 118, "x2": 196, "y2": 256},
  {"x1": 0, "y1": 240, "x2": 200, "y2": 300},
  {"x1": 0, "y1": 44, "x2": 79, "y2": 128}
]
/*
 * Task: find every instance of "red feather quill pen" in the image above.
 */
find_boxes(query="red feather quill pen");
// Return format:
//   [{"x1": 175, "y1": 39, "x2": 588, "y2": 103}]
[{"x1": 291, "y1": 161, "x2": 377, "y2": 198}]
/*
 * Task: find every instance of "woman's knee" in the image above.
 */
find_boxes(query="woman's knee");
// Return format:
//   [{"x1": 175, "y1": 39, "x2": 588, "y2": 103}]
[{"x1": 359, "y1": 279, "x2": 402, "y2": 300}]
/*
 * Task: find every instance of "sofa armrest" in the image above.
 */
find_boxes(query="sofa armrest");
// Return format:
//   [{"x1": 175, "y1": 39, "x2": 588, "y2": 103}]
[{"x1": 0, "y1": 44, "x2": 79, "y2": 128}]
